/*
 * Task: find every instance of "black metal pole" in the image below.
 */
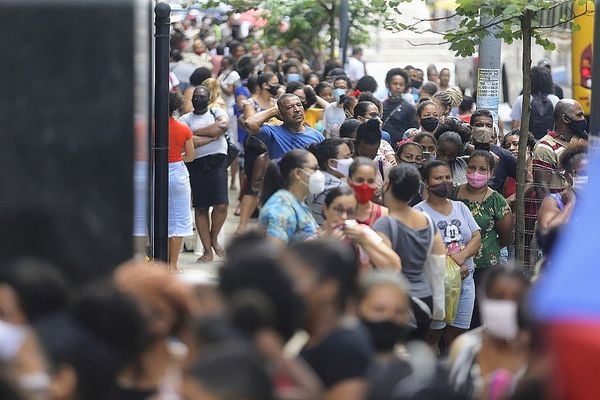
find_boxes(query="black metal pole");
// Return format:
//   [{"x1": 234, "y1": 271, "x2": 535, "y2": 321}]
[
  {"x1": 589, "y1": 0, "x2": 600, "y2": 146},
  {"x1": 153, "y1": 2, "x2": 170, "y2": 262},
  {"x1": 339, "y1": 0, "x2": 349, "y2": 66}
]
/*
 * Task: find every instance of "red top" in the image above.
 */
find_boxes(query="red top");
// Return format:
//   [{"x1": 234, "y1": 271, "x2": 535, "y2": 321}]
[
  {"x1": 357, "y1": 203, "x2": 384, "y2": 227},
  {"x1": 168, "y1": 117, "x2": 193, "y2": 163}
]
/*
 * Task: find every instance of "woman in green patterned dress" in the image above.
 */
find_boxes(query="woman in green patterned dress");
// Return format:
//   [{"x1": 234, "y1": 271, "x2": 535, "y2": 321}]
[{"x1": 453, "y1": 150, "x2": 513, "y2": 329}]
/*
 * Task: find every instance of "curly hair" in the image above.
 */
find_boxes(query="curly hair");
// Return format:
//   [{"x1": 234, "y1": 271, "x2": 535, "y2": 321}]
[{"x1": 559, "y1": 143, "x2": 588, "y2": 171}]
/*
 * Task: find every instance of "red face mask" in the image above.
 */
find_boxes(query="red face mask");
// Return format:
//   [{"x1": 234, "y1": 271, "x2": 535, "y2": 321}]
[{"x1": 349, "y1": 182, "x2": 376, "y2": 204}]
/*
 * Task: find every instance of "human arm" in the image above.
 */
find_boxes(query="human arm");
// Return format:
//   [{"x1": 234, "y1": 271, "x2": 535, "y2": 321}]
[
  {"x1": 344, "y1": 224, "x2": 401, "y2": 271},
  {"x1": 182, "y1": 87, "x2": 194, "y2": 114},
  {"x1": 192, "y1": 136, "x2": 217, "y2": 148},
  {"x1": 182, "y1": 138, "x2": 195, "y2": 162},
  {"x1": 324, "y1": 380, "x2": 368, "y2": 400},
  {"x1": 538, "y1": 192, "x2": 575, "y2": 229},
  {"x1": 532, "y1": 168, "x2": 552, "y2": 199},
  {"x1": 451, "y1": 230, "x2": 481, "y2": 267},
  {"x1": 254, "y1": 330, "x2": 323, "y2": 400},
  {"x1": 314, "y1": 95, "x2": 331, "y2": 109},
  {"x1": 494, "y1": 194, "x2": 514, "y2": 248},
  {"x1": 192, "y1": 116, "x2": 229, "y2": 139},
  {"x1": 496, "y1": 213, "x2": 514, "y2": 248},
  {"x1": 245, "y1": 106, "x2": 279, "y2": 135}
]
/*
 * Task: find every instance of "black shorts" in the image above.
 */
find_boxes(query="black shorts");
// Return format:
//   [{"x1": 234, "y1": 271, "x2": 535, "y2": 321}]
[{"x1": 186, "y1": 154, "x2": 229, "y2": 208}]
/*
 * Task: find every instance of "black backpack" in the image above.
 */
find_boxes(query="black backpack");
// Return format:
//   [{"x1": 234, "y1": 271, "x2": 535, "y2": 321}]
[{"x1": 528, "y1": 93, "x2": 554, "y2": 140}]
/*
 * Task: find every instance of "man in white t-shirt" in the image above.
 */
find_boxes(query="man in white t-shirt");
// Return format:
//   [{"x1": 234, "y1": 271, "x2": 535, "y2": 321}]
[
  {"x1": 217, "y1": 55, "x2": 241, "y2": 142},
  {"x1": 179, "y1": 86, "x2": 230, "y2": 264},
  {"x1": 345, "y1": 47, "x2": 366, "y2": 83},
  {"x1": 323, "y1": 75, "x2": 352, "y2": 138},
  {"x1": 510, "y1": 66, "x2": 560, "y2": 129}
]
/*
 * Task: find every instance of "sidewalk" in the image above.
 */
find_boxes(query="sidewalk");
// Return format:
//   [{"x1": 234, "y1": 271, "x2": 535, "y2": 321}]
[{"x1": 177, "y1": 182, "x2": 255, "y2": 278}]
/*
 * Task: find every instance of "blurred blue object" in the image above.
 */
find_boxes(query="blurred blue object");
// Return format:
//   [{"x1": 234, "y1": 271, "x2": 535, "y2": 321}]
[{"x1": 532, "y1": 151, "x2": 600, "y2": 321}]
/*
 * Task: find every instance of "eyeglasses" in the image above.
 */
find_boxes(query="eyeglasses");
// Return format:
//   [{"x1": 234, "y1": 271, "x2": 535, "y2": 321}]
[
  {"x1": 368, "y1": 112, "x2": 382, "y2": 119},
  {"x1": 331, "y1": 206, "x2": 357, "y2": 218}
]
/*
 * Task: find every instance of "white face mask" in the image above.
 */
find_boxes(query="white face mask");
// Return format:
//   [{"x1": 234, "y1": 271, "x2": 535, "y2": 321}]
[
  {"x1": 307, "y1": 170, "x2": 326, "y2": 194},
  {"x1": 480, "y1": 298, "x2": 519, "y2": 341},
  {"x1": 18, "y1": 372, "x2": 52, "y2": 400},
  {"x1": 330, "y1": 158, "x2": 353, "y2": 177},
  {"x1": 572, "y1": 175, "x2": 588, "y2": 192},
  {"x1": 0, "y1": 319, "x2": 28, "y2": 361}
]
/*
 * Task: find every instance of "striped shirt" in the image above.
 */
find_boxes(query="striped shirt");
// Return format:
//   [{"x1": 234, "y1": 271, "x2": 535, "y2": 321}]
[{"x1": 532, "y1": 131, "x2": 569, "y2": 191}]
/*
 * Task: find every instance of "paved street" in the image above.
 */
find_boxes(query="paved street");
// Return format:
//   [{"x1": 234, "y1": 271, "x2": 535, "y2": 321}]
[{"x1": 177, "y1": 182, "x2": 253, "y2": 278}]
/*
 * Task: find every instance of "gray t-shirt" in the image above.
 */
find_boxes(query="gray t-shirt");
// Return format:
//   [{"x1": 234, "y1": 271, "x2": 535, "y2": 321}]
[
  {"x1": 414, "y1": 200, "x2": 480, "y2": 273},
  {"x1": 179, "y1": 108, "x2": 228, "y2": 159},
  {"x1": 373, "y1": 215, "x2": 433, "y2": 298}
]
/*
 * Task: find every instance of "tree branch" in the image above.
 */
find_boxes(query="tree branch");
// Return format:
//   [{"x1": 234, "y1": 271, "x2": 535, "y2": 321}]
[
  {"x1": 316, "y1": 0, "x2": 331, "y2": 13},
  {"x1": 406, "y1": 39, "x2": 450, "y2": 46},
  {"x1": 533, "y1": 9, "x2": 591, "y2": 30}
]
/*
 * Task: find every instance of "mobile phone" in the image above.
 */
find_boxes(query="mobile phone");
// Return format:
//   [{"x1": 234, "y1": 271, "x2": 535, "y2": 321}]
[{"x1": 422, "y1": 152, "x2": 435, "y2": 163}]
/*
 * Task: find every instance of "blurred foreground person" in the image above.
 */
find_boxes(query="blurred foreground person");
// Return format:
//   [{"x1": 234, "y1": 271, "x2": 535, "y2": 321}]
[
  {"x1": 183, "y1": 343, "x2": 274, "y2": 400},
  {"x1": 219, "y1": 233, "x2": 323, "y2": 399},
  {"x1": 35, "y1": 282, "x2": 149, "y2": 400},
  {"x1": 448, "y1": 266, "x2": 530, "y2": 399},
  {"x1": 0, "y1": 257, "x2": 68, "y2": 325},
  {"x1": 359, "y1": 271, "x2": 456, "y2": 400},
  {"x1": 285, "y1": 240, "x2": 372, "y2": 400},
  {"x1": 114, "y1": 262, "x2": 193, "y2": 399}
]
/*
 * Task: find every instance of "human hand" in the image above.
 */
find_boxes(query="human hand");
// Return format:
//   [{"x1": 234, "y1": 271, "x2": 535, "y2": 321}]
[
  {"x1": 459, "y1": 265, "x2": 469, "y2": 280},
  {"x1": 255, "y1": 329, "x2": 285, "y2": 363},
  {"x1": 450, "y1": 252, "x2": 467, "y2": 268},
  {"x1": 343, "y1": 223, "x2": 367, "y2": 243}
]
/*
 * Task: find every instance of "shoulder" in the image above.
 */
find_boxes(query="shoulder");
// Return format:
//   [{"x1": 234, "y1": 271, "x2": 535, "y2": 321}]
[
  {"x1": 179, "y1": 112, "x2": 193, "y2": 124},
  {"x1": 212, "y1": 107, "x2": 228, "y2": 118},
  {"x1": 372, "y1": 215, "x2": 392, "y2": 232},
  {"x1": 413, "y1": 201, "x2": 426, "y2": 211},
  {"x1": 171, "y1": 118, "x2": 193, "y2": 133},
  {"x1": 259, "y1": 124, "x2": 277, "y2": 135},
  {"x1": 305, "y1": 127, "x2": 325, "y2": 140},
  {"x1": 453, "y1": 200, "x2": 472, "y2": 215}
]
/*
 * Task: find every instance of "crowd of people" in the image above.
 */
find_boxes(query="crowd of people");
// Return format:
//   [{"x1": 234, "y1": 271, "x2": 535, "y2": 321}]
[{"x1": 1, "y1": 11, "x2": 592, "y2": 400}]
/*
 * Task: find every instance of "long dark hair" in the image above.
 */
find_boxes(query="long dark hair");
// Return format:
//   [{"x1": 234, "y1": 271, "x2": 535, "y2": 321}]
[{"x1": 261, "y1": 149, "x2": 309, "y2": 204}]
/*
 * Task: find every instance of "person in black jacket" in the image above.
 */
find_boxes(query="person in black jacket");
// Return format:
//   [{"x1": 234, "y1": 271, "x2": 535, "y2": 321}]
[{"x1": 382, "y1": 68, "x2": 419, "y2": 146}]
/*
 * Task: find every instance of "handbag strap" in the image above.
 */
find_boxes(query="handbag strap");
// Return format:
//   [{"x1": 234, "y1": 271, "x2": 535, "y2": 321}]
[
  {"x1": 383, "y1": 101, "x2": 403, "y2": 127},
  {"x1": 388, "y1": 216, "x2": 398, "y2": 250}
]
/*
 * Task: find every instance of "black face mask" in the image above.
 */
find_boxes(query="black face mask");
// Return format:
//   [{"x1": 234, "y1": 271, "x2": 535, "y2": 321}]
[
  {"x1": 192, "y1": 96, "x2": 209, "y2": 112},
  {"x1": 361, "y1": 318, "x2": 411, "y2": 352},
  {"x1": 420, "y1": 116, "x2": 438, "y2": 132},
  {"x1": 566, "y1": 116, "x2": 589, "y2": 139},
  {"x1": 267, "y1": 84, "x2": 279, "y2": 96},
  {"x1": 412, "y1": 80, "x2": 422, "y2": 89}
]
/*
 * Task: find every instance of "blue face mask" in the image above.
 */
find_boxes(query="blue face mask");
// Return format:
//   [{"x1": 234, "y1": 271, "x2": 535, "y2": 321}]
[
  {"x1": 286, "y1": 73, "x2": 301, "y2": 82},
  {"x1": 333, "y1": 87, "x2": 347, "y2": 103}
]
